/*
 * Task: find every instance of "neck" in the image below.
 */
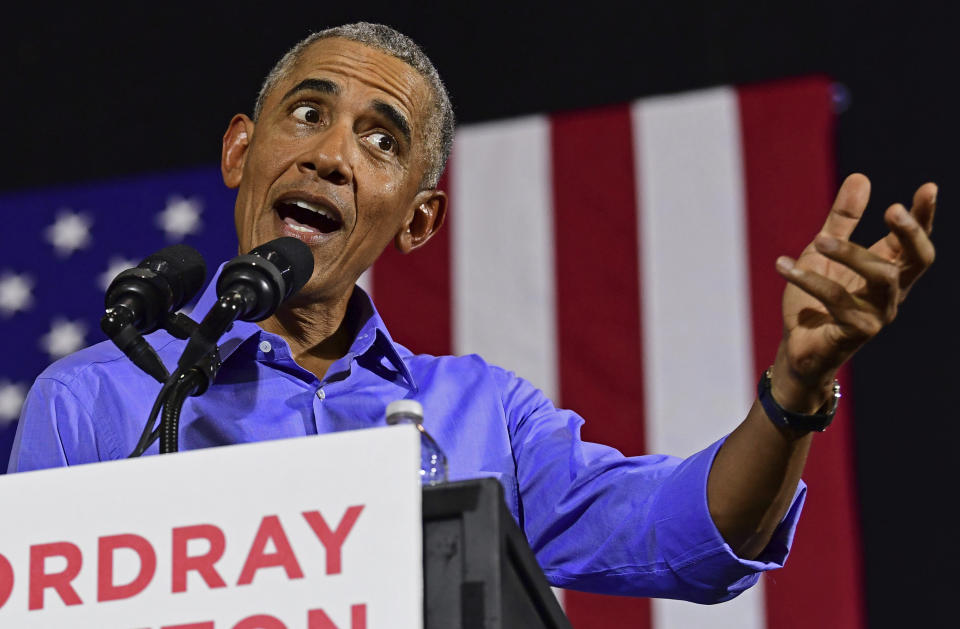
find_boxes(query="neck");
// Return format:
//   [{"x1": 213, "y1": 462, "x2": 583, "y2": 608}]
[{"x1": 257, "y1": 288, "x2": 357, "y2": 381}]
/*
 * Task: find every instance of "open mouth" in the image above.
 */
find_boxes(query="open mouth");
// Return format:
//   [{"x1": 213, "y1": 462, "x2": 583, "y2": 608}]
[{"x1": 274, "y1": 199, "x2": 343, "y2": 234}]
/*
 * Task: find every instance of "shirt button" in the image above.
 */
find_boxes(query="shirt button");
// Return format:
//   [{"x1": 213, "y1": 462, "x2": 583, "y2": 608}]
[
  {"x1": 259, "y1": 340, "x2": 272, "y2": 353},
  {"x1": 316, "y1": 388, "x2": 326, "y2": 401}
]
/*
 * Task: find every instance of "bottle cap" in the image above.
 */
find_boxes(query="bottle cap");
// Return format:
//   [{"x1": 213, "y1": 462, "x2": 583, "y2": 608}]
[{"x1": 386, "y1": 399, "x2": 424, "y2": 422}]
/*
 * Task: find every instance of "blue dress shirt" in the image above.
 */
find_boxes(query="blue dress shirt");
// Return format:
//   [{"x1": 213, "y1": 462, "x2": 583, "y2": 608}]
[{"x1": 9, "y1": 277, "x2": 804, "y2": 603}]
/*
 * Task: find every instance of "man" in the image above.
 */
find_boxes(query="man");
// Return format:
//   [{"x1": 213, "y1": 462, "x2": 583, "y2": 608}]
[{"x1": 9, "y1": 23, "x2": 937, "y2": 603}]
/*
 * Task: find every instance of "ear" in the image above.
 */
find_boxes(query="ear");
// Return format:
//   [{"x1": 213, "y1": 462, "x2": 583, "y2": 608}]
[
  {"x1": 395, "y1": 189, "x2": 448, "y2": 253},
  {"x1": 221, "y1": 114, "x2": 255, "y2": 189}
]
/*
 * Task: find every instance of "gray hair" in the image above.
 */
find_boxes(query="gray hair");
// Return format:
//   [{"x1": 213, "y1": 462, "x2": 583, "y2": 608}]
[{"x1": 253, "y1": 22, "x2": 455, "y2": 189}]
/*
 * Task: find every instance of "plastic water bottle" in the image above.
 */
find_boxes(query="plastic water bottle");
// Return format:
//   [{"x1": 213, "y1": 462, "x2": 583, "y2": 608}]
[{"x1": 385, "y1": 399, "x2": 448, "y2": 485}]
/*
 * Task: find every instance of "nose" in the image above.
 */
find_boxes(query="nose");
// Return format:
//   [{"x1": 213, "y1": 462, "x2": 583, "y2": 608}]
[{"x1": 298, "y1": 122, "x2": 353, "y2": 186}]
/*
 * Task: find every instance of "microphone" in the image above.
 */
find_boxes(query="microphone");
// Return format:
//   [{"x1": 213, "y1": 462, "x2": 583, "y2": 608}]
[
  {"x1": 215, "y1": 236, "x2": 315, "y2": 322},
  {"x1": 176, "y1": 237, "x2": 314, "y2": 373},
  {"x1": 101, "y1": 244, "x2": 207, "y2": 383}
]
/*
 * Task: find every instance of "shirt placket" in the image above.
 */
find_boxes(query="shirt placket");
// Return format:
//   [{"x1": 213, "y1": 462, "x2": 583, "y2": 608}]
[{"x1": 256, "y1": 333, "x2": 325, "y2": 436}]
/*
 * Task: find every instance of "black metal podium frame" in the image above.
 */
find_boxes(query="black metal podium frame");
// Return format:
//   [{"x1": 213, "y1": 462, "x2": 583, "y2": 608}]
[{"x1": 423, "y1": 479, "x2": 572, "y2": 629}]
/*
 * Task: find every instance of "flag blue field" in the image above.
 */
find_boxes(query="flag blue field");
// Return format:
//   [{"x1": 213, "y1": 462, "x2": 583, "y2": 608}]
[{"x1": 0, "y1": 167, "x2": 239, "y2": 471}]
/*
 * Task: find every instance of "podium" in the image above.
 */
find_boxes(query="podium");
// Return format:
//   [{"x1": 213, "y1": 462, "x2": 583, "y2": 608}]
[
  {"x1": 423, "y1": 480, "x2": 571, "y2": 629},
  {"x1": 0, "y1": 426, "x2": 573, "y2": 628}
]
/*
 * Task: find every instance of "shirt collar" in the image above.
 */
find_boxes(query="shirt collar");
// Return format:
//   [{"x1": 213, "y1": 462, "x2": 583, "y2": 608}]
[{"x1": 189, "y1": 264, "x2": 417, "y2": 390}]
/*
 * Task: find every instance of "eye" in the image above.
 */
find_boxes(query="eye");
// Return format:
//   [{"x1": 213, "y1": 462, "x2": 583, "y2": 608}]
[
  {"x1": 292, "y1": 105, "x2": 321, "y2": 124},
  {"x1": 364, "y1": 132, "x2": 396, "y2": 154}
]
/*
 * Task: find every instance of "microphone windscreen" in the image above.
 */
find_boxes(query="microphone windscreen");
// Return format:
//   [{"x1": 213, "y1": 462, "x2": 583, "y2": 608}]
[
  {"x1": 141, "y1": 244, "x2": 207, "y2": 310},
  {"x1": 248, "y1": 237, "x2": 314, "y2": 299}
]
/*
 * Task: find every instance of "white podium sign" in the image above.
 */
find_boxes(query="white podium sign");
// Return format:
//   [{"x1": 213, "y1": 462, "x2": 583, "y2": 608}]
[{"x1": 0, "y1": 425, "x2": 422, "y2": 629}]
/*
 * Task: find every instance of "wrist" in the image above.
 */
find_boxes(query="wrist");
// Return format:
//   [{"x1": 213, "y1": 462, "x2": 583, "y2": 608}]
[
  {"x1": 758, "y1": 365, "x2": 841, "y2": 434},
  {"x1": 770, "y1": 345, "x2": 838, "y2": 413}
]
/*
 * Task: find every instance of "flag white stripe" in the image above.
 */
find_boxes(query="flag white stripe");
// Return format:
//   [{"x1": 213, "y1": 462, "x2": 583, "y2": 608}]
[
  {"x1": 451, "y1": 116, "x2": 559, "y2": 400},
  {"x1": 634, "y1": 88, "x2": 765, "y2": 629}
]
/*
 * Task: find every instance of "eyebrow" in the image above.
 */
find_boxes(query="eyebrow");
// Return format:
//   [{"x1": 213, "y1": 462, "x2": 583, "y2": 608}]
[
  {"x1": 280, "y1": 78, "x2": 340, "y2": 102},
  {"x1": 372, "y1": 100, "x2": 412, "y2": 145}
]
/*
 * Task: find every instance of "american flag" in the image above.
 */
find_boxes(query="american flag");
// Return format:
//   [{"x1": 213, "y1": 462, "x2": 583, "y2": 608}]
[{"x1": 0, "y1": 76, "x2": 861, "y2": 628}]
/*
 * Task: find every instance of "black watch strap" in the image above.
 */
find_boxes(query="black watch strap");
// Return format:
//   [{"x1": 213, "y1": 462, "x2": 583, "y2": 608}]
[{"x1": 757, "y1": 368, "x2": 841, "y2": 433}]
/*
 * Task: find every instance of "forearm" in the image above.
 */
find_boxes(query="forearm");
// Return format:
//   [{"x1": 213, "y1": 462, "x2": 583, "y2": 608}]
[{"x1": 706, "y1": 345, "x2": 833, "y2": 559}]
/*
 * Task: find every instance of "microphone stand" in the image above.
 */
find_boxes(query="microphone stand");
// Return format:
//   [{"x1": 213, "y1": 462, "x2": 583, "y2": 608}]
[
  {"x1": 150, "y1": 293, "x2": 245, "y2": 454},
  {"x1": 158, "y1": 352, "x2": 222, "y2": 454},
  {"x1": 127, "y1": 311, "x2": 214, "y2": 457},
  {"x1": 150, "y1": 291, "x2": 252, "y2": 454},
  {"x1": 127, "y1": 293, "x2": 248, "y2": 457},
  {"x1": 176, "y1": 290, "x2": 249, "y2": 370}
]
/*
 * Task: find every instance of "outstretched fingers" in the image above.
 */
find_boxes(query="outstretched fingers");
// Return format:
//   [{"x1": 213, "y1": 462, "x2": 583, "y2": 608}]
[
  {"x1": 811, "y1": 235, "x2": 900, "y2": 322},
  {"x1": 776, "y1": 256, "x2": 885, "y2": 342},
  {"x1": 877, "y1": 182, "x2": 937, "y2": 253},
  {"x1": 885, "y1": 202, "x2": 936, "y2": 288},
  {"x1": 911, "y1": 182, "x2": 938, "y2": 234},
  {"x1": 819, "y1": 173, "x2": 872, "y2": 241},
  {"x1": 775, "y1": 178, "x2": 938, "y2": 380}
]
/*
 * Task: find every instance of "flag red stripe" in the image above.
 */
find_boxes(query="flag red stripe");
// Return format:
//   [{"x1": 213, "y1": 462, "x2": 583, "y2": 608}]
[
  {"x1": 372, "y1": 170, "x2": 453, "y2": 356},
  {"x1": 550, "y1": 105, "x2": 651, "y2": 628},
  {"x1": 738, "y1": 77, "x2": 866, "y2": 629}
]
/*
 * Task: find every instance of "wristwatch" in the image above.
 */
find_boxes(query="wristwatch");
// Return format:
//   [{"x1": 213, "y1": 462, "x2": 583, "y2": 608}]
[{"x1": 757, "y1": 367, "x2": 841, "y2": 432}]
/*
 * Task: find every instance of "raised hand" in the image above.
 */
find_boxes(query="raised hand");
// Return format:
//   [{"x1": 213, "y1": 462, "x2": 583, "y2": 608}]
[
  {"x1": 707, "y1": 173, "x2": 936, "y2": 557},
  {"x1": 771, "y1": 173, "x2": 937, "y2": 409}
]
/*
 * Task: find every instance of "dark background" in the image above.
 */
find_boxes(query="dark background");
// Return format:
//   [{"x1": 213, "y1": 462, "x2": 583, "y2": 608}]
[{"x1": 2, "y1": 2, "x2": 956, "y2": 625}]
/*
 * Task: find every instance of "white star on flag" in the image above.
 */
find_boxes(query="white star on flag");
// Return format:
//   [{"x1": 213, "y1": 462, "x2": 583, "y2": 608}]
[
  {"x1": 45, "y1": 209, "x2": 93, "y2": 256},
  {"x1": 0, "y1": 380, "x2": 27, "y2": 424},
  {"x1": 156, "y1": 195, "x2": 203, "y2": 241},
  {"x1": 40, "y1": 318, "x2": 88, "y2": 361},
  {"x1": 98, "y1": 256, "x2": 140, "y2": 291},
  {"x1": 0, "y1": 272, "x2": 34, "y2": 317}
]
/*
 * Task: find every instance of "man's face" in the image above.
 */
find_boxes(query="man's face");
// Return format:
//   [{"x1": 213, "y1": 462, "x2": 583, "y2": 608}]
[{"x1": 223, "y1": 38, "x2": 436, "y2": 302}]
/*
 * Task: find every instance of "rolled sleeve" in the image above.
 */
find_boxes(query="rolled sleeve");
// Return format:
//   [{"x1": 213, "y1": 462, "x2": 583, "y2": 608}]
[{"x1": 651, "y1": 437, "x2": 806, "y2": 603}]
